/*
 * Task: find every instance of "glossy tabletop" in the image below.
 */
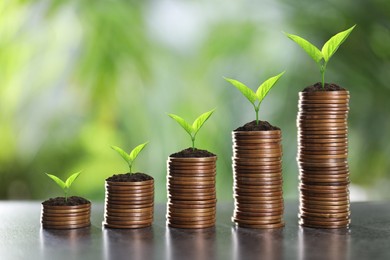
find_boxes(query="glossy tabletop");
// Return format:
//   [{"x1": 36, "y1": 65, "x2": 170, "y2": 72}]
[{"x1": 0, "y1": 201, "x2": 389, "y2": 260}]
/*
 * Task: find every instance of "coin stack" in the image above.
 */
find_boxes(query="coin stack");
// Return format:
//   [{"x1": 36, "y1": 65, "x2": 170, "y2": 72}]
[
  {"x1": 232, "y1": 131, "x2": 284, "y2": 229},
  {"x1": 41, "y1": 202, "x2": 91, "y2": 229},
  {"x1": 167, "y1": 156, "x2": 217, "y2": 229},
  {"x1": 104, "y1": 179, "x2": 154, "y2": 229},
  {"x1": 297, "y1": 91, "x2": 350, "y2": 229}
]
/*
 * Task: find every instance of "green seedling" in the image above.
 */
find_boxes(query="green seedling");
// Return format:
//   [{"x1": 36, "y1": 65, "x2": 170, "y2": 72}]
[
  {"x1": 168, "y1": 109, "x2": 215, "y2": 150},
  {"x1": 111, "y1": 142, "x2": 148, "y2": 173},
  {"x1": 45, "y1": 171, "x2": 81, "y2": 202},
  {"x1": 225, "y1": 71, "x2": 285, "y2": 125},
  {"x1": 285, "y1": 25, "x2": 356, "y2": 88}
]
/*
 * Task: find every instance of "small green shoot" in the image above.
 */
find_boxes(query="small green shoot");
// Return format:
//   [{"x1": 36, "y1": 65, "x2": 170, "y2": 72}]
[
  {"x1": 111, "y1": 142, "x2": 148, "y2": 173},
  {"x1": 168, "y1": 109, "x2": 215, "y2": 149},
  {"x1": 45, "y1": 171, "x2": 81, "y2": 202},
  {"x1": 225, "y1": 71, "x2": 285, "y2": 125},
  {"x1": 285, "y1": 25, "x2": 356, "y2": 88}
]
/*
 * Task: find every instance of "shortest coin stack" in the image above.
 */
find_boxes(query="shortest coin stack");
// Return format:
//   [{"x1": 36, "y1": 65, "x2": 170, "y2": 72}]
[
  {"x1": 298, "y1": 91, "x2": 350, "y2": 229},
  {"x1": 232, "y1": 130, "x2": 285, "y2": 229},
  {"x1": 167, "y1": 156, "x2": 217, "y2": 229},
  {"x1": 41, "y1": 203, "x2": 91, "y2": 230},
  {"x1": 104, "y1": 179, "x2": 154, "y2": 229}
]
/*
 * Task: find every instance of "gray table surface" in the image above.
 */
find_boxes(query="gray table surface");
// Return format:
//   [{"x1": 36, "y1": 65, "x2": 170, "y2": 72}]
[{"x1": 0, "y1": 201, "x2": 389, "y2": 260}]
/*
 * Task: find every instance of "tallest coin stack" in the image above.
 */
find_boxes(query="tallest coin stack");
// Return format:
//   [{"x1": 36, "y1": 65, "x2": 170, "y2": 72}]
[{"x1": 297, "y1": 90, "x2": 351, "y2": 229}]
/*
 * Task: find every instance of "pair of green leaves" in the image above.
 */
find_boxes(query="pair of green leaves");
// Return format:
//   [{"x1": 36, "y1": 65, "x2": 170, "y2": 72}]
[
  {"x1": 285, "y1": 25, "x2": 356, "y2": 87},
  {"x1": 45, "y1": 171, "x2": 81, "y2": 202},
  {"x1": 111, "y1": 142, "x2": 148, "y2": 173},
  {"x1": 225, "y1": 72, "x2": 285, "y2": 124},
  {"x1": 168, "y1": 109, "x2": 215, "y2": 149}
]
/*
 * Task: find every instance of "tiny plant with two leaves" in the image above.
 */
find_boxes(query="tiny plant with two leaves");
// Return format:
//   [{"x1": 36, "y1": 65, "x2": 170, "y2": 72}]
[
  {"x1": 168, "y1": 109, "x2": 215, "y2": 150},
  {"x1": 285, "y1": 25, "x2": 356, "y2": 88},
  {"x1": 111, "y1": 142, "x2": 148, "y2": 173},
  {"x1": 225, "y1": 71, "x2": 285, "y2": 125},
  {"x1": 45, "y1": 171, "x2": 81, "y2": 202}
]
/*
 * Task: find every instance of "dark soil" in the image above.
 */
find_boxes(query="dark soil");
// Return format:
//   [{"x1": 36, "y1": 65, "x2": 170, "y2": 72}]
[
  {"x1": 106, "y1": 172, "x2": 153, "y2": 182},
  {"x1": 235, "y1": 120, "x2": 280, "y2": 131},
  {"x1": 302, "y1": 82, "x2": 347, "y2": 92},
  {"x1": 170, "y1": 147, "x2": 216, "y2": 158},
  {"x1": 42, "y1": 196, "x2": 90, "y2": 206}
]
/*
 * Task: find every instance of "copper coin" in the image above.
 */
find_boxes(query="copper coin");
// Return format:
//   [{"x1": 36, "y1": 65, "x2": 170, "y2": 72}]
[
  {"x1": 167, "y1": 206, "x2": 215, "y2": 215},
  {"x1": 105, "y1": 203, "x2": 154, "y2": 211},
  {"x1": 168, "y1": 194, "x2": 216, "y2": 200},
  {"x1": 168, "y1": 156, "x2": 217, "y2": 163},
  {"x1": 168, "y1": 175, "x2": 215, "y2": 181},
  {"x1": 168, "y1": 169, "x2": 216, "y2": 175},
  {"x1": 299, "y1": 219, "x2": 350, "y2": 228},
  {"x1": 235, "y1": 179, "x2": 283, "y2": 186},
  {"x1": 42, "y1": 214, "x2": 90, "y2": 221},
  {"x1": 168, "y1": 159, "x2": 216, "y2": 165},
  {"x1": 106, "y1": 185, "x2": 153, "y2": 192},
  {"x1": 299, "y1": 174, "x2": 349, "y2": 180},
  {"x1": 234, "y1": 185, "x2": 283, "y2": 193},
  {"x1": 234, "y1": 210, "x2": 283, "y2": 218},
  {"x1": 298, "y1": 97, "x2": 349, "y2": 103},
  {"x1": 234, "y1": 221, "x2": 284, "y2": 229},
  {"x1": 105, "y1": 219, "x2": 153, "y2": 226},
  {"x1": 106, "y1": 180, "x2": 154, "y2": 187},
  {"x1": 167, "y1": 203, "x2": 216, "y2": 210},
  {"x1": 168, "y1": 198, "x2": 216, "y2": 205},
  {"x1": 233, "y1": 143, "x2": 282, "y2": 149},
  {"x1": 298, "y1": 152, "x2": 348, "y2": 159},
  {"x1": 168, "y1": 218, "x2": 215, "y2": 225},
  {"x1": 167, "y1": 209, "x2": 215, "y2": 216},
  {"x1": 234, "y1": 189, "x2": 283, "y2": 195},
  {"x1": 105, "y1": 210, "x2": 153, "y2": 218},
  {"x1": 233, "y1": 130, "x2": 281, "y2": 136},
  {"x1": 42, "y1": 208, "x2": 90, "y2": 215},
  {"x1": 300, "y1": 199, "x2": 349, "y2": 207},
  {"x1": 41, "y1": 219, "x2": 91, "y2": 226},
  {"x1": 235, "y1": 205, "x2": 283, "y2": 213},
  {"x1": 105, "y1": 191, "x2": 154, "y2": 197},
  {"x1": 167, "y1": 222, "x2": 215, "y2": 229},
  {"x1": 298, "y1": 161, "x2": 348, "y2": 168},
  {"x1": 300, "y1": 204, "x2": 350, "y2": 211},
  {"x1": 299, "y1": 211, "x2": 350, "y2": 219},
  {"x1": 232, "y1": 216, "x2": 283, "y2": 225},
  {"x1": 299, "y1": 175, "x2": 349, "y2": 181},
  {"x1": 42, "y1": 223, "x2": 90, "y2": 229},
  {"x1": 300, "y1": 183, "x2": 349, "y2": 189},
  {"x1": 105, "y1": 215, "x2": 153, "y2": 221},
  {"x1": 104, "y1": 223, "x2": 151, "y2": 229},
  {"x1": 300, "y1": 191, "x2": 349, "y2": 198},
  {"x1": 234, "y1": 139, "x2": 282, "y2": 145},
  {"x1": 298, "y1": 101, "x2": 349, "y2": 106},
  {"x1": 299, "y1": 215, "x2": 349, "y2": 223},
  {"x1": 167, "y1": 214, "x2": 215, "y2": 222},
  {"x1": 235, "y1": 196, "x2": 283, "y2": 204},
  {"x1": 167, "y1": 166, "x2": 216, "y2": 172},
  {"x1": 168, "y1": 187, "x2": 215, "y2": 193}
]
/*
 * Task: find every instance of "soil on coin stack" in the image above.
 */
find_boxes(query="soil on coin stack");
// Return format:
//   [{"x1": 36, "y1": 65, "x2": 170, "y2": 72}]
[
  {"x1": 302, "y1": 82, "x2": 347, "y2": 92},
  {"x1": 106, "y1": 172, "x2": 153, "y2": 182},
  {"x1": 235, "y1": 120, "x2": 280, "y2": 131},
  {"x1": 170, "y1": 148, "x2": 216, "y2": 158},
  {"x1": 42, "y1": 196, "x2": 90, "y2": 206}
]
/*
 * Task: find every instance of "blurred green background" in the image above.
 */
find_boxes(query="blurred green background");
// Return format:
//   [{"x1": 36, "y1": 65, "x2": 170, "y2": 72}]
[{"x1": 1, "y1": 0, "x2": 389, "y2": 202}]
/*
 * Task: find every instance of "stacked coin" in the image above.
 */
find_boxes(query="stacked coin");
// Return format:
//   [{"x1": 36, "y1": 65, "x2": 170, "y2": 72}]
[
  {"x1": 232, "y1": 131, "x2": 284, "y2": 228},
  {"x1": 297, "y1": 91, "x2": 350, "y2": 229},
  {"x1": 41, "y1": 203, "x2": 91, "y2": 229},
  {"x1": 167, "y1": 156, "x2": 217, "y2": 229},
  {"x1": 104, "y1": 179, "x2": 154, "y2": 229}
]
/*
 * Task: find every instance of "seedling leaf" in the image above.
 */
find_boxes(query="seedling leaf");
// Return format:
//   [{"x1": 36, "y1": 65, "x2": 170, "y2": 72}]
[
  {"x1": 285, "y1": 33, "x2": 323, "y2": 63},
  {"x1": 168, "y1": 114, "x2": 193, "y2": 135},
  {"x1": 256, "y1": 71, "x2": 285, "y2": 102},
  {"x1": 65, "y1": 171, "x2": 81, "y2": 188},
  {"x1": 111, "y1": 146, "x2": 131, "y2": 162},
  {"x1": 192, "y1": 109, "x2": 215, "y2": 136},
  {"x1": 321, "y1": 25, "x2": 356, "y2": 62},
  {"x1": 129, "y1": 142, "x2": 148, "y2": 162},
  {"x1": 224, "y1": 78, "x2": 256, "y2": 104},
  {"x1": 46, "y1": 173, "x2": 66, "y2": 190}
]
